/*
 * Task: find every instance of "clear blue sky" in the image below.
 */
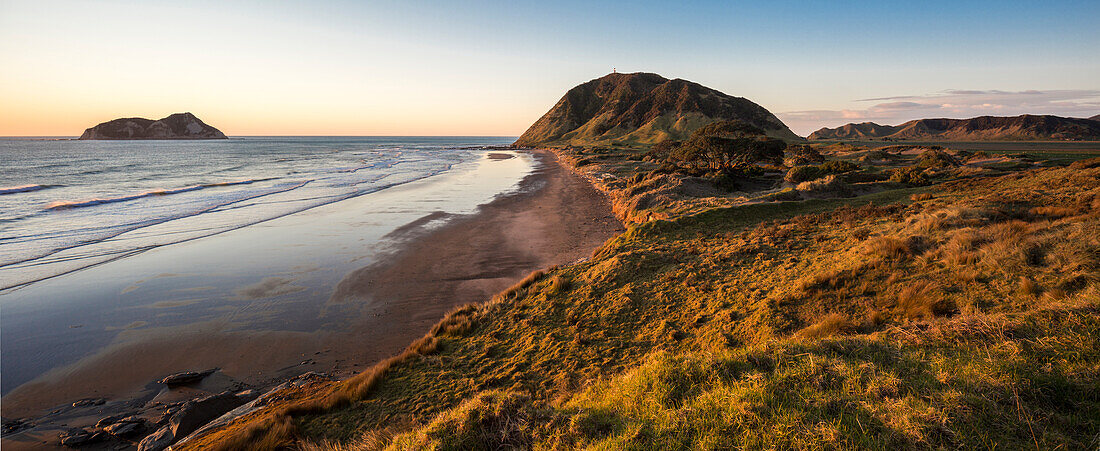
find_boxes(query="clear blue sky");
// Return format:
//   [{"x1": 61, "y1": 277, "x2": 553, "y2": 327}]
[{"x1": 2, "y1": 0, "x2": 1098, "y2": 136}]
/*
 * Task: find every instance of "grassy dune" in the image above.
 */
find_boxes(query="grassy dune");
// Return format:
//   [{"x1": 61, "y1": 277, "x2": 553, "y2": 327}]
[{"x1": 182, "y1": 153, "x2": 1100, "y2": 450}]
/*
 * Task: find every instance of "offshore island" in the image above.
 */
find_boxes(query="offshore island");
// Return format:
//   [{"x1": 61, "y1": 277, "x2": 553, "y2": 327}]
[{"x1": 79, "y1": 113, "x2": 227, "y2": 140}]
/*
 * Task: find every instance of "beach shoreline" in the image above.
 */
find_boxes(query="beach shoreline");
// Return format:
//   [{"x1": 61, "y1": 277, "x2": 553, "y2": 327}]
[{"x1": 1, "y1": 148, "x2": 623, "y2": 448}]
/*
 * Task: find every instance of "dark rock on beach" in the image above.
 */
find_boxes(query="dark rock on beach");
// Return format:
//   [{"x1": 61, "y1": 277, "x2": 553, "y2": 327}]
[
  {"x1": 158, "y1": 369, "x2": 216, "y2": 387},
  {"x1": 59, "y1": 428, "x2": 106, "y2": 447},
  {"x1": 2, "y1": 417, "x2": 33, "y2": 435},
  {"x1": 103, "y1": 417, "x2": 144, "y2": 437},
  {"x1": 71, "y1": 397, "x2": 106, "y2": 407},
  {"x1": 94, "y1": 415, "x2": 122, "y2": 428}
]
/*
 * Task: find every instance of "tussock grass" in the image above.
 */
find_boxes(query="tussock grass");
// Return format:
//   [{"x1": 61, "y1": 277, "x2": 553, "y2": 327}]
[
  {"x1": 796, "y1": 313, "x2": 857, "y2": 339},
  {"x1": 897, "y1": 281, "x2": 952, "y2": 319}
]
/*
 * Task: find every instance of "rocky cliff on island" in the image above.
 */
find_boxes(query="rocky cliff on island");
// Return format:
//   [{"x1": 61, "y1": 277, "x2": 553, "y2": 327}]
[{"x1": 79, "y1": 112, "x2": 227, "y2": 140}]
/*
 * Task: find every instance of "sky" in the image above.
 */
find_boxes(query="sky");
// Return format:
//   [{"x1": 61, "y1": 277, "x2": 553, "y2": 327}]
[{"x1": 1, "y1": 0, "x2": 1098, "y2": 137}]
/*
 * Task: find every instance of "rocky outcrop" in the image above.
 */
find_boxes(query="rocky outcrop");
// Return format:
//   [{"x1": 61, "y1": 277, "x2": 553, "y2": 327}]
[
  {"x1": 79, "y1": 112, "x2": 227, "y2": 140},
  {"x1": 136, "y1": 391, "x2": 254, "y2": 451},
  {"x1": 171, "y1": 372, "x2": 332, "y2": 448},
  {"x1": 514, "y1": 72, "x2": 800, "y2": 147},
  {"x1": 809, "y1": 114, "x2": 1100, "y2": 141}
]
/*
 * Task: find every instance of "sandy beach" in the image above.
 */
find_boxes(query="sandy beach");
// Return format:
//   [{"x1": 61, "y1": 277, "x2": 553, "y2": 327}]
[{"x1": 1, "y1": 149, "x2": 622, "y2": 448}]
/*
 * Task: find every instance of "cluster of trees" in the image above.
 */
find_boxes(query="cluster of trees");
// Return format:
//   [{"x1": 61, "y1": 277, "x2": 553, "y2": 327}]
[{"x1": 647, "y1": 121, "x2": 787, "y2": 174}]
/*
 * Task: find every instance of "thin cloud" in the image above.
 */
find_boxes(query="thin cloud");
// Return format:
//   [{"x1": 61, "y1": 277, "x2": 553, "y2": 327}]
[
  {"x1": 870, "y1": 101, "x2": 931, "y2": 111},
  {"x1": 854, "y1": 95, "x2": 920, "y2": 102},
  {"x1": 780, "y1": 89, "x2": 1100, "y2": 136}
]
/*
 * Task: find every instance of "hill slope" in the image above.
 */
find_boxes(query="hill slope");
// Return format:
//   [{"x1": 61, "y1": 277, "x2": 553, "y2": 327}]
[
  {"x1": 810, "y1": 114, "x2": 1100, "y2": 141},
  {"x1": 514, "y1": 73, "x2": 800, "y2": 147},
  {"x1": 79, "y1": 112, "x2": 227, "y2": 139}
]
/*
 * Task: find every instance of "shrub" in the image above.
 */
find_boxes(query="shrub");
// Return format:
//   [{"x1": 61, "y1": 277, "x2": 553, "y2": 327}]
[
  {"x1": 785, "y1": 165, "x2": 825, "y2": 183},
  {"x1": 819, "y1": 160, "x2": 861, "y2": 174},
  {"x1": 784, "y1": 145, "x2": 825, "y2": 166},
  {"x1": 786, "y1": 161, "x2": 860, "y2": 183},
  {"x1": 889, "y1": 167, "x2": 930, "y2": 185},
  {"x1": 713, "y1": 172, "x2": 740, "y2": 192},
  {"x1": 668, "y1": 120, "x2": 787, "y2": 171},
  {"x1": 916, "y1": 149, "x2": 962, "y2": 169},
  {"x1": 645, "y1": 139, "x2": 680, "y2": 161},
  {"x1": 692, "y1": 120, "x2": 768, "y2": 138},
  {"x1": 795, "y1": 175, "x2": 852, "y2": 198},
  {"x1": 857, "y1": 149, "x2": 901, "y2": 163}
]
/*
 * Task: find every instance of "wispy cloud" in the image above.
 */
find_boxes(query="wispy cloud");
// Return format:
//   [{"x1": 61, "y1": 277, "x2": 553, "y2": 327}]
[{"x1": 779, "y1": 89, "x2": 1100, "y2": 136}]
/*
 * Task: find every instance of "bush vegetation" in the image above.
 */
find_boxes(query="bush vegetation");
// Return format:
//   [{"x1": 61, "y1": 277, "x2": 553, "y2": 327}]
[
  {"x1": 663, "y1": 120, "x2": 787, "y2": 172},
  {"x1": 785, "y1": 160, "x2": 862, "y2": 183}
]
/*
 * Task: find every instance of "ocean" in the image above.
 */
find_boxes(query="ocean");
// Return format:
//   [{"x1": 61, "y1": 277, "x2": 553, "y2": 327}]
[
  {"x1": 0, "y1": 137, "x2": 515, "y2": 290},
  {"x1": 0, "y1": 136, "x2": 528, "y2": 397}
]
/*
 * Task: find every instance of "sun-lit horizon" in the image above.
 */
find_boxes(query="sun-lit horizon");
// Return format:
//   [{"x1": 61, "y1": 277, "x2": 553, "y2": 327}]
[{"x1": 2, "y1": 0, "x2": 1098, "y2": 137}]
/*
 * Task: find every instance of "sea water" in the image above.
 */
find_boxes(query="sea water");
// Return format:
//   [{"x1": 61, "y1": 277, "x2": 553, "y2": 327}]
[{"x1": 0, "y1": 136, "x2": 526, "y2": 397}]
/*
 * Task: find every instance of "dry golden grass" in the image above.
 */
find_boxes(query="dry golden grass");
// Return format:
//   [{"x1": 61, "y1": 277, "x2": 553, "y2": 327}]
[
  {"x1": 1018, "y1": 276, "x2": 1040, "y2": 297},
  {"x1": 864, "y1": 236, "x2": 911, "y2": 260},
  {"x1": 796, "y1": 313, "x2": 856, "y2": 339},
  {"x1": 547, "y1": 275, "x2": 571, "y2": 294},
  {"x1": 896, "y1": 281, "x2": 952, "y2": 319}
]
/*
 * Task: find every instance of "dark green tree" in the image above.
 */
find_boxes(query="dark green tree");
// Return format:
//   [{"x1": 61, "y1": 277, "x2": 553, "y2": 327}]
[{"x1": 667, "y1": 121, "x2": 786, "y2": 171}]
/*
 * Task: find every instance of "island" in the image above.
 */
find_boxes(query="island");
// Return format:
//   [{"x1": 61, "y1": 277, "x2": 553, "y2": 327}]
[{"x1": 78, "y1": 112, "x2": 227, "y2": 140}]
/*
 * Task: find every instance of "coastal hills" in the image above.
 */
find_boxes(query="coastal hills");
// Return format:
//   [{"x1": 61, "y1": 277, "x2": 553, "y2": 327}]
[
  {"x1": 514, "y1": 72, "x2": 800, "y2": 147},
  {"x1": 79, "y1": 112, "x2": 227, "y2": 140},
  {"x1": 809, "y1": 114, "x2": 1100, "y2": 141}
]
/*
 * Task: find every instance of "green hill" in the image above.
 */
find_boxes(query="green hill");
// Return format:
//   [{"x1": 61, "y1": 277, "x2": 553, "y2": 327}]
[{"x1": 514, "y1": 73, "x2": 801, "y2": 147}]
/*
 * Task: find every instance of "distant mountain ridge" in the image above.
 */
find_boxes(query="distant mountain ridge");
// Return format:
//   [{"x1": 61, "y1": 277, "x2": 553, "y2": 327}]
[
  {"x1": 809, "y1": 114, "x2": 1100, "y2": 141},
  {"x1": 514, "y1": 72, "x2": 799, "y2": 147},
  {"x1": 79, "y1": 112, "x2": 227, "y2": 140}
]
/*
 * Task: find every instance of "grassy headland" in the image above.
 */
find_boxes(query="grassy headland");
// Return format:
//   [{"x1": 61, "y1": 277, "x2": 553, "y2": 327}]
[{"x1": 181, "y1": 137, "x2": 1100, "y2": 449}]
